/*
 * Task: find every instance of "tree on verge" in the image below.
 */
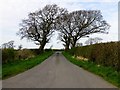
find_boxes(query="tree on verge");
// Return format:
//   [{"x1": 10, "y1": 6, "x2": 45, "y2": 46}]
[
  {"x1": 57, "y1": 10, "x2": 110, "y2": 49},
  {"x1": 70, "y1": 10, "x2": 110, "y2": 48},
  {"x1": 56, "y1": 12, "x2": 75, "y2": 50},
  {"x1": 17, "y1": 4, "x2": 66, "y2": 53}
]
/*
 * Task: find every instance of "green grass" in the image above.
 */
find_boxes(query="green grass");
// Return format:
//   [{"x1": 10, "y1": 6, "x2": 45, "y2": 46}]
[
  {"x1": 2, "y1": 51, "x2": 53, "y2": 79},
  {"x1": 62, "y1": 51, "x2": 120, "y2": 88}
]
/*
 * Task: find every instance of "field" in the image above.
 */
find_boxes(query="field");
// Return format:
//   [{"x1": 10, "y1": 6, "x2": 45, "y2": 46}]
[{"x1": 2, "y1": 50, "x2": 53, "y2": 79}]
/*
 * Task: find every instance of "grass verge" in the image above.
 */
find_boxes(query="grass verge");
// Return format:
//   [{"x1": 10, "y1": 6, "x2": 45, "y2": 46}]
[
  {"x1": 62, "y1": 51, "x2": 120, "y2": 88},
  {"x1": 2, "y1": 51, "x2": 53, "y2": 79}
]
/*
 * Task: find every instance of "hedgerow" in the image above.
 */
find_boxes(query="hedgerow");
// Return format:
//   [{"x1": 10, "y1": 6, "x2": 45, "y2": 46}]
[{"x1": 68, "y1": 42, "x2": 119, "y2": 71}]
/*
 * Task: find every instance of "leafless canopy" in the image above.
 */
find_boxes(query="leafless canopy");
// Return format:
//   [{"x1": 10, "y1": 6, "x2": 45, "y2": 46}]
[
  {"x1": 18, "y1": 4, "x2": 110, "y2": 51},
  {"x1": 2, "y1": 40, "x2": 15, "y2": 49},
  {"x1": 17, "y1": 4, "x2": 67, "y2": 52},
  {"x1": 57, "y1": 10, "x2": 110, "y2": 50}
]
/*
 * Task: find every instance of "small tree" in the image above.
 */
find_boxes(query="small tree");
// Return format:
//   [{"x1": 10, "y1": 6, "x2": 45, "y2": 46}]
[
  {"x1": 2, "y1": 43, "x2": 8, "y2": 49},
  {"x1": 94, "y1": 37, "x2": 103, "y2": 43},
  {"x1": 76, "y1": 43, "x2": 83, "y2": 47},
  {"x1": 2, "y1": 41, "x2": 15, "y2": 63},
  {"x1": 18, "y1": 44, "x2": 22, "y2": 50}
]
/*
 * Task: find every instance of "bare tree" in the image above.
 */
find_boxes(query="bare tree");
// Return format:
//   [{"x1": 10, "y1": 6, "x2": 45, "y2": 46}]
[
  {"x1": 70, "y1": 10, "x2": 109, "y2": 48},
  {"x1": 56, "y1": 13, "x2": 75, "y2": 50},
  {"x1": 57, "y1": 10, "x2": 109, "y2": 49},
  {"x1": 94, "y1": 37, "x2": 103, "y2": 43},
  {"x1": 76, "y1": 42, "x2": 83, "y2": 47},
  {"x1": 17, "y1": 4, "x2": 66, "y2": 53},
  {"x1": 7, "y1": 41, "x2": 15, "y2": 49},
  {"x1": 2, "y1": 40, "x2": 15, "y2": 49},
  {"x1": 2, "y1": 43, "x2": 8, "y2": 49},
  {"x1": 85, "y1": 38, "x2": 95, "y2": 45},
  {"x1": 18, "y1": 44, "x2": 22, "y2": 50},
  {"x1": 85, "y1": 37, "x2": 103, "y2": 45}
]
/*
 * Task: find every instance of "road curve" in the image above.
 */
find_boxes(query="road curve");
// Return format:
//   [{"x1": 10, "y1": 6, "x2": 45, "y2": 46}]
[{"x1": 3, "y1": 52, "x2": 117, "y2": 88}]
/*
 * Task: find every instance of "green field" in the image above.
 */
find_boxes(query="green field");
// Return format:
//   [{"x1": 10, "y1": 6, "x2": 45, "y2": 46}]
[{"x1": 2, "y1": 51, "x2": 53, "y2": 79}]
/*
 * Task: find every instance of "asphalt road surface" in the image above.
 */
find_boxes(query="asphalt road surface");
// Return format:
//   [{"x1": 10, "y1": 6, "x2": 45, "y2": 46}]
[{"x1": 3, "y1": 52, "x2": 117, "y2": 88}]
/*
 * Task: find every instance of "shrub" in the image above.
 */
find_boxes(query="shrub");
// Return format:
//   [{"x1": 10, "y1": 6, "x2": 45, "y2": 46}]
[
  {"x1": 2, "y1": 48, "x2": 15, "y2": 64},
  {"x1": 68, "y1": 42, "x2": 119, "y2": 71},
  {"x1": 15, "y1": 49, "x2": 35, "y2": 60}
]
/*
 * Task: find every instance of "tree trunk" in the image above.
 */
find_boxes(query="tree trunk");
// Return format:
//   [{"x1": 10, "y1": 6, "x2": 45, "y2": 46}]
[
  {"x1": 39, "y1": 44, "x2": 45, "y2": 54},
  {"x1": 65, "y1": 40, "x2": 70, "y2": 51},
  {"x1": 65, "y1": 45, "x2": 69, "y2": 51},
  {"x1": 71, "y1": 41, "x2": 77, "y2": 49},
  {"x1": 39, "y1": 38, "x2": 46, "y2": 54}
]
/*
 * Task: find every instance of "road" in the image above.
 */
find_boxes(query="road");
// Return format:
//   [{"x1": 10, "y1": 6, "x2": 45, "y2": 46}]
[{"x1": 3, "y1": 52, "x2": 117, "y2": 88}]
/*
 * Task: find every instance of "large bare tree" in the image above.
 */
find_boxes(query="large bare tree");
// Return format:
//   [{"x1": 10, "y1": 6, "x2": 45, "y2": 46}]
[
  {"x1": 57, "y1": 10, "x2": 110, "y2": 49},
  {"x1": 56, "y1": 12, "x2": 75, "y2": 50},
  {"x1": 17, "y1": 4, "x2": 66, "y2": 53},
  {"x1": 70, "y1": 10, "x2": 110, "y2": 48}
]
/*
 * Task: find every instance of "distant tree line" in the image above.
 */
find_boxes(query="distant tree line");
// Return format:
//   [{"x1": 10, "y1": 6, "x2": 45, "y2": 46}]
[
  {"x1": 1, "y1": 40, "x2": 23, "y2": 50},
  {"x1": 2, "y1": 40, "x2": 15, "y2": 49},
  {"x1": 85, "y1": 37, "x2": 103, "y2": 45},
  {"x1": 17, "y1": 4, "x2": 110, "y2": 53}
]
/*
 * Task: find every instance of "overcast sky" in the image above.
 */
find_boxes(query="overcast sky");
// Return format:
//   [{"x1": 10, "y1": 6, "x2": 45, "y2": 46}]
[{"x1": 0, "y1": 0, "x2": 119, "y2": 49}]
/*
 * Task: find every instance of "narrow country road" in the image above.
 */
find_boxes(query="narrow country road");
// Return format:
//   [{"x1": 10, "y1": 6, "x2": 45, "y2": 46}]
[{"x1": 3, "y1": 52, "x2": 117, "y2": 88}]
